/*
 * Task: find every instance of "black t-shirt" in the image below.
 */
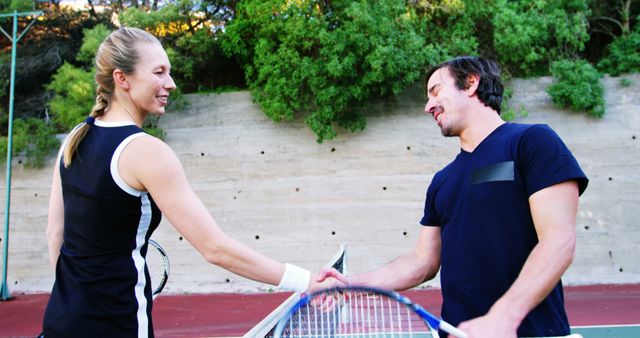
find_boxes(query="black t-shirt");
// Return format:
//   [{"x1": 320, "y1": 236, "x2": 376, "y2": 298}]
[{"x1": 421, "y1": 123, "x2": 588, "y2": 337}]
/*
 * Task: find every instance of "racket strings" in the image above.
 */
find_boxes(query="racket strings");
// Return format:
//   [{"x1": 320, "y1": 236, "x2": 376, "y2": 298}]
[
  {"x1": 145, "y1": 240, "x2": 169, "y2": 297},
  {"x1": 279, "y1": 289, "x2": 431, "y2": 337}
]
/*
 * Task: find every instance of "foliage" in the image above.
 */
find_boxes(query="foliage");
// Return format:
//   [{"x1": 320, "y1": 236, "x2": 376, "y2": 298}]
[
  {"x1": 500, "y1": 84, "x2": 528, "y2": 121},
  {"x1": 0, "y1": 0, "x2": 33, "y2": 12},
  {"x1": 588, "y1": 0, "x2": 638, "y2": 38},
  {"x1": 597, "y1": 28, "x2": 640, "y2": 76},
  {"x1": 119, "y1": 0, "x2": 243, "y2": 91},
  {"x1": 76, "y1": 23, "x2": 112, "y2": 64},
  {"x1": 142, "y1": 116, "x2": 166, "y2": 140},
  {"x1": 0, "y1": 6, "x2": 101, "y2": 167},
  {"x1": 2, "y1": 0, "x2": 639, "y2": 164},
  {"x1": 492, "y1": 0, "x2": 591, "y2": 76},
  {"x1": 619, "y1": 77, "x2": 632, "y2": 87},
  {"x1": 0, "y1": 117, "x2": 59, "y2": 167},
  {"x1": 410, "y1": 0, "x2": 480, "y2": 62},
  {"x1": 46, "y1": 62, "x2": 95, "y2": 130},
  {"x1": 166, "y1": 29, "x2": 242, "y2": 91},
  {"x1": 547, "y1": 59, "x2": 605, "y2": 118},
  {"x1": 166, "y1": 29, "x2": 217, "y2": 81},
  {"x1": 501, "y1": 105, "x2": 528, "y2": 121},
  {"x1": 196, "y1": 85, "x2": 242, "y2": 94},
  {"x1": 0, "y1": 52, "x2": 9, "y2": 100},
  {"x1": 118, "y1": 1, "x2": 189, "y2": 37},
  {"x1": 223, "y1": 0, "x2": 429, "y2": 142}
]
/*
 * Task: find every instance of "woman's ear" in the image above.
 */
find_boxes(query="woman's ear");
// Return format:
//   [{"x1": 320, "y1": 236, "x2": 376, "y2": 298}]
[
  {"x1": 113, "y1": 69, "x2": 130, "y2": 90},
  {"x1": 465, "y1": 73, "x2": 480, "y2": 96}
]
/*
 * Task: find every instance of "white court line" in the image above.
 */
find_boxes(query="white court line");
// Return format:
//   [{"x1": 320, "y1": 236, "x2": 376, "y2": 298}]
[{"x1": 571, "y1": 323, "x2": 640, "y2": 329}]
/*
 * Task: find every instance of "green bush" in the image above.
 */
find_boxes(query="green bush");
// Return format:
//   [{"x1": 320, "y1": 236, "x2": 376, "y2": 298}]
[
  {"x1": 619, "y1": 78, "x2": 632, "y2": 87},
  {"x1": 166, "y1": 29, "x2": 237, "y2": 91},
  {"x1": 547, "y1": 59, "x2": 605, "y2": 118},
  {"x1": 0, "y1": 118, "x2": 59, "y2": 168},
  {"x1": 0, "y1": 0, "x2": 32, "y2": 11},
  {"x1": 119, "y1": 1, "x2": 241, "y2": 92},
  {"x1": 76, "y1": 23, "x2": 112, "y2": 65},
  {"x1": 0, "y1": 52, "x2": 9, "y2": 100},
  {"x1": 47, "y1": 62, "x2": 95, "y2": 130},
  {"x1": 492, "y1": 0, "x2": 590, "y2": 76},
  {"x1": 416, "y1": 0, "x2": 480, "y2": 62},
  {"x1": 597, "y1": 30, "x2": 640, "y2": 76},
  {"x1": 224, "y1": 0, "x2": 430, "y2": 142}
]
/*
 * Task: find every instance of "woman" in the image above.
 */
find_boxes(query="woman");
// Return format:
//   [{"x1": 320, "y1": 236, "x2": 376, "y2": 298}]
[{"x1": 42, "y1": 27, "x2": 341, "y2": 337}]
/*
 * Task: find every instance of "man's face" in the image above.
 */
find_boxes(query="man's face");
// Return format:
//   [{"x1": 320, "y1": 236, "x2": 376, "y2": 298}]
[{"x1": 424, "y1": 67, "x2": 469, "y2": 137}]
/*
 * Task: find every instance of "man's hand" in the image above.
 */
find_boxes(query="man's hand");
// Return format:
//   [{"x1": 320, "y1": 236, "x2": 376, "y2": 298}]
[
  {"x1": 306, "y1": 267, "x2": 348, "y2": 294},
  {"x1": 314, "y1": 267, "x2": 348, "y2": 284},
  {"x1": 455, "y1": 311, "x2": 517, "y2": 338}
]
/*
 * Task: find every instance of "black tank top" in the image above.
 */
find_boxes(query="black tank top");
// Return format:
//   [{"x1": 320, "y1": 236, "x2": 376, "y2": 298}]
[{"x1": 43, "y1": 120, "x2": 162, "y2": 338}]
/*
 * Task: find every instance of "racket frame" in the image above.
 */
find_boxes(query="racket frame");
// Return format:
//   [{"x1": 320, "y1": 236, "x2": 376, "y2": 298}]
[
  {"x1": 273, "y1": 285, "x2": 467, "y2": 338},
  {"x1": 147, "y1": 239, "x2": 170, "y2": 299}
]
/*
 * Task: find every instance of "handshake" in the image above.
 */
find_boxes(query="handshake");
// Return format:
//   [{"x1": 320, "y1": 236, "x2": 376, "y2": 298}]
[{"x1": 306, "y1": 267, "x2": 349, "y2": 294}]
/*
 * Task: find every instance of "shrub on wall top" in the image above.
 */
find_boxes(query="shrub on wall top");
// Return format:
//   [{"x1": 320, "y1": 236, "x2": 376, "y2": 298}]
[
  {"x1": 223, "y1": 0, "x2": 431, "y2": 143},
  {"x1": 597, "y1": 29, "x2": 640, "y2": 76},
  {"x1": 547, "y1": 59, "x2": 605, "y2": 118}
]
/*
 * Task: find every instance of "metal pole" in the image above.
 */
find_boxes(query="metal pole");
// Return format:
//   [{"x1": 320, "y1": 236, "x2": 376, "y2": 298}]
[
  {"x1": 0, "y1": 9, "x2": 42, "y2": 301},
  {"x1": 0, "y1": 10, "x2": 18, "y2": 301}
]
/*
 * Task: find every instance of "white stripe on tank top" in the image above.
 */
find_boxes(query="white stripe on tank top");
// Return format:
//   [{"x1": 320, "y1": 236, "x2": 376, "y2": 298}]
[{"x1": 110, "y1": 132, "x2": 154, "y2": 338}]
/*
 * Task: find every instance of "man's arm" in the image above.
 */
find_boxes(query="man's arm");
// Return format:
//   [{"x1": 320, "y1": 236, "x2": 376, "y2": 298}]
[
  {"x1": 457, "y1": 180, "x2": 580, "y2": 338},
  {"x1": 348, "y1": 226, "x2": 442, "y2": 290}
]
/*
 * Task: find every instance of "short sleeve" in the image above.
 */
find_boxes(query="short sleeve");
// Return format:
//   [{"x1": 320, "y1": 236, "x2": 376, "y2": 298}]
[
  {"x1": 420, "y1": 175, "x2": 441, "y2": 226},
  {"x1": 519, "y1": 125, "x2": 588, "y2": 197}
]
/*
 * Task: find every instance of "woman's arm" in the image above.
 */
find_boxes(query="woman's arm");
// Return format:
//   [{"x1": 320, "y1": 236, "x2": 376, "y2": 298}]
[
  {"x1": 46, "y1": 161, "x2": 64, "y2": 269},
  {"x1": 119, "y1": 135, "x2": 339, "y2": 291}
]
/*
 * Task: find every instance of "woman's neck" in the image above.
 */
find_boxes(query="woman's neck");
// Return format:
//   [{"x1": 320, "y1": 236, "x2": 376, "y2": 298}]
[{"x1": 102, "y1": 101, "x2": 144, "y2": 127}]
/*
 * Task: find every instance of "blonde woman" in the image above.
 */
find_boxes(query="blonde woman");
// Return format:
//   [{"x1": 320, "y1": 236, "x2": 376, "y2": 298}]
[{"x1": 42, "y1": 27, "x2": 342, "y2": 337}]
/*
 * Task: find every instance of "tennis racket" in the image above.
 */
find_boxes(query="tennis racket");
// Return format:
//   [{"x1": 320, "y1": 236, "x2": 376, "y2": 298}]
[
  {"x1": 146, "y1": 239, "x2": 170, "y2": 299},
  {"x1": 273, "y1": 285, "x2": 466, "y2": 338}
]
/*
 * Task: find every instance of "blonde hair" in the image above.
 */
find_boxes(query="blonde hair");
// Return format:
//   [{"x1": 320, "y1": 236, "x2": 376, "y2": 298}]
[{"x1": 62, "y1": 27, "x2": 160, "y2": 167}]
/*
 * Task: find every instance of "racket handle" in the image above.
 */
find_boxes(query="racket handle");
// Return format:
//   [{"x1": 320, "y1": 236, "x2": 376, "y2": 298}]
[{"x1": 439, "y1": 320, "x2": 468, "y2": 338}]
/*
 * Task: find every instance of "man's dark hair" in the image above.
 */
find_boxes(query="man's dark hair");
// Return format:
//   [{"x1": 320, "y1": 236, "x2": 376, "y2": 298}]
[{"x1": 425, "y1": 56, "x2": 504, "y2": 113}]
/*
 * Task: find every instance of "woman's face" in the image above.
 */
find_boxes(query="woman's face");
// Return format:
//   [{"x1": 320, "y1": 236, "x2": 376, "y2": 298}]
[{"x1": 127, "y1": 42, "x2": 176, "y2": 116}]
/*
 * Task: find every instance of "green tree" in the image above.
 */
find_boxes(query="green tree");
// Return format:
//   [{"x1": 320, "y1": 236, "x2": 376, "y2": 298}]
[
  {"x1": 589, "y1": 0, "x2": 637, "y2": 38},
  {"x1": 46, "y1": 62, "x2": 95, "y2": 130},
  {"x1": 0, "y1": 117, "x2": 59, "y2": 167},
  {"x1": 0, "y1": 4, "x2": 94, "y2": 167},
  {"x1": 409, "y1": 0, "x2": 480, "y2": 61},
  {"x1": 597, "y1": 13, "x2": 640, "y2": 75},
  {"x1": 224, "y1": 0, "x2": 429, "y2": 142},
  {"x1": 76, "y1": 23, "x2": 111, "y2": 64},
  {"x1": 0, "y1": 0, "x2": 33, "y2": 12},
  {"x1": 492, "y1": 0, "x2": 591, "y2": 76},
  {"x1": 119, "y1": 0, "x2": 242, "y2": 91},
  {"x1": 598, "y1": 28, "x2": 640, "y2": 75}
]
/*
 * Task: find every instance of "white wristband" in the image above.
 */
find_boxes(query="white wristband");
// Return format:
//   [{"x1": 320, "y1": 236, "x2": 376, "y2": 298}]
[{"x1": 277, "y1": 263, "x2": 311, "y2": 293}]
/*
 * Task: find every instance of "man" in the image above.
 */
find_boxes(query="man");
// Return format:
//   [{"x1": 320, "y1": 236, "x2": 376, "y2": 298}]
[{"x1": 322, "y1": 56, "x2": 588, "y2": 338}]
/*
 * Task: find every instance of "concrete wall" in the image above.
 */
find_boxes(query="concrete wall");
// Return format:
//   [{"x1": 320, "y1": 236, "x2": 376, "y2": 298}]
[{"x1": 1, "y1": 74, "x2": 639, "y2": 294}]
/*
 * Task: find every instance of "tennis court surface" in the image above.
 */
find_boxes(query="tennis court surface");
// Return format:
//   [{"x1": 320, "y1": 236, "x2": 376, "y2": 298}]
[{"x1": 0, "y1": 283, "x2": 638, "y2": 337}]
